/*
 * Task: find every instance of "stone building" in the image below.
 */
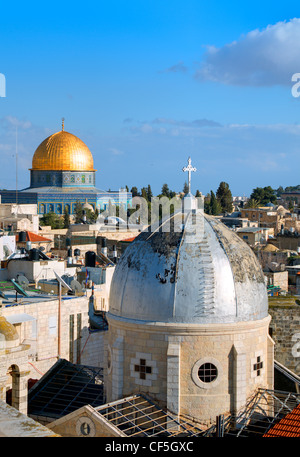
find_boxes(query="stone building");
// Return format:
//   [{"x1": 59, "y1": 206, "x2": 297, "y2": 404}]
[
  {"x1": 105, "y1": 205, "x2": 274, "y2": 425},
  {"x1": 0, "y1": 286, "x2": 105, "y2": 386},
  {"x1": 240, "y1": 205, "x2": 290, "y2": 235},
  {"x1": 0, "y1": 301, "x2": 31, "y2": 415},
  {"x1": 0, "y1": 203, "x2": 39, "y2": 234},
  {"x1": 236, "y1": 226, "x2": 271, "y2": 246},
  {"x1": 268, "y1": 297, "x2": 300, "y2": 376},
  {"x1": 264, "y1": 270, "x2": 288, "y2": 293}
]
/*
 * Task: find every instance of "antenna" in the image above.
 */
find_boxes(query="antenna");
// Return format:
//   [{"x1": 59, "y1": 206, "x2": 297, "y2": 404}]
[{"x1": 16, "y1": 126, "x2": 18, "y2": 206}]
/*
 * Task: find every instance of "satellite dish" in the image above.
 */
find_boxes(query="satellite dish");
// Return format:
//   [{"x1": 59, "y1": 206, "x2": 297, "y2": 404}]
[
  {"x1": 3, "y1": 245, "x2": 12, "y2": 259},
  {"x1": 71, "y1": 279, "x2": 83, "y2": 294},
  {"x1": 16, "y1": 275, "x2": 29, "y2": 290},
  {"x1": 11, "y1": 278, "x2": 29, "y2": 298},
  {"x1": 0, "y1": 289, "x2": 8, "y2": 300},
  {"x1": 54, "y1": 271, "x2": 72, "y2": 292}
]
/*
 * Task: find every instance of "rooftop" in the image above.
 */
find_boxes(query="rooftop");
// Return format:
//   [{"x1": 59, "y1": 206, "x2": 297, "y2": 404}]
[
  {"x1": 93, "y1": 394, "x2": 203, "y2": 437},
  {"x1": 28, "y1": 359, "x2": 105, "y2": 420},
  {"x1": 237, "y1": 227, "x2": 270, "y2": 232},
  {"x1": 16, "y1": 231, "x2": 51, "y2": 243},
  {"x1": 0, "y1": 400, "x2": 58, "y2": 437}
]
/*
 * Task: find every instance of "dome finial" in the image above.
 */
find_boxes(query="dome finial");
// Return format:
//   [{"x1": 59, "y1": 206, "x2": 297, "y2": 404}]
[{"x1": 62, "y1": 117, "x2": 65, "y2": 131}]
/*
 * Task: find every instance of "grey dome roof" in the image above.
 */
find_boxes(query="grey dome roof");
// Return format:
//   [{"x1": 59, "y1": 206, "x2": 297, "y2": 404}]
[{"x1": 109, "y1": 211, "x2": 268, "y2": 325}]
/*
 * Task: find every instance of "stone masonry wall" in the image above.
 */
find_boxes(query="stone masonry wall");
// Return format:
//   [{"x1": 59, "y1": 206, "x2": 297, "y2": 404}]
[
  {"x1": 268, "y1": 297, "x2": 300, "y2": 375},
  {"x1": 1, "y1": 295, "x2": 105, "y2": 380}
]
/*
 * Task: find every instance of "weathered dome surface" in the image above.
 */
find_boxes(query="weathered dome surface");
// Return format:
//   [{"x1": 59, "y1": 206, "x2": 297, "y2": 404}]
[
  {"x1": 109, "y1": 211, "x2": 268, "y2": 324},
  {"x1": 31, "y1": 130, "x2": 95, "y2": 171}
]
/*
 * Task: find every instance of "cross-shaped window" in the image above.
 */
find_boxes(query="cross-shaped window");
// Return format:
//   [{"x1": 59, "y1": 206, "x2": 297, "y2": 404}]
[
  {"x1": 134, "y1": 359, "x2": 152, "y2": 380},
  {"x1": 253, "y1": 356, "x2": 263, "y2": 376}
]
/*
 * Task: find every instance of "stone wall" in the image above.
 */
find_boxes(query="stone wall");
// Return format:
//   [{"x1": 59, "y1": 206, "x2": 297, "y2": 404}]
[
  {"x1": 268, "y1": 297, "x2": 300, "y2": 375},
  {"x1": 1, "y1": 295, "x2": 105, "y2": 381},
  {"x1": 264, "y1": 271, "x2": 288, "y2": 291},
  {"x1": 106, "y1": 314, "x2": 273, "y2": 425},
  {"x1": 48, "y1": 404, "x2": 123, "y2": 437}
]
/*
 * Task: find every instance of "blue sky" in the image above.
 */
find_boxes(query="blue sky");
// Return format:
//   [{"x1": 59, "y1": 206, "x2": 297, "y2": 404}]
[{"x1": 1, "y1": 1, "x2": 300, "y2": 197}]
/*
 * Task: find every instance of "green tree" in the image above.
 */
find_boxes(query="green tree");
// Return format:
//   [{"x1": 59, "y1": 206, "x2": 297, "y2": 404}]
[
  {"x1": 250, "y1": 186, "x2": 277, "y2": 206},
  {"x1": 161, "y1": 183, "x2": 170, "y2": 198},
  {"x1": 40, "y1": 212, "x2": 64, "y2": 229},
  {"x1": 204, "y1": 193, "x2": 211, "y2": 214},
  {"x1": 183, "y1": 181, "x2": 189, "y2": 195},
  {"x1": 63, "y1": 206, "x2": 70, "y2": 228},
  {"x1": 245, "y1": 198, "x2": 259, "y2": 209},
  {"x1": 276, "y1": 186, "x2": 284, "y2": 197},
  {"x1": 141, "y1": 187, "x2": 148, "y2": 201},
  {"x1": 83, "y1": 208, "x2": 98, "y2": 223},
  {"x1": 147, "y1": 184, "x2": 153, "y2": 202},
  {"x1": 216, "y1": 181, "x2": 233, "y2": 213},
  {"x1": 130, "y1": 186, "x2": 139, "y2": 197},
  {"x1": 74, "y1": 201, "x2": 83, "y2": 223},
  {"x1": 209, "y1": 191, "x2": 222, "y2": 215}
]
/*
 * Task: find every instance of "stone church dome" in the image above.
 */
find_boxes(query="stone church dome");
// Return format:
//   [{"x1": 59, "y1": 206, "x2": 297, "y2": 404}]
[
  {"x1": 109, "y1": 210, "x2": 268, "y2": 325},
  {"x1": 31, "y1": 121, "x2": 95, "y2": 172}
]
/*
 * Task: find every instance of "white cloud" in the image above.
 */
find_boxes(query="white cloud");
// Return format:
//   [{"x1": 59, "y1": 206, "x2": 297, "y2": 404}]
[
  {"x1": 159, "y1": 61, "x2": 188, "y2": 74},
  {"x1": 196, "y1": 18, "x2": 300, "y2": 86},
  {"x1": 1, "y1": 115, "x2": 32, "y2": 129},
  {"x1": 109, "y1": 147, "x2": 124, "y2": 155}
]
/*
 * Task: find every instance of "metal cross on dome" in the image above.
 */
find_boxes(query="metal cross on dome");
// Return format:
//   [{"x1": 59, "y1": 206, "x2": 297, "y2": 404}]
[{"x1": 182, "y1": 157, "x2": 196, "y2": 193}]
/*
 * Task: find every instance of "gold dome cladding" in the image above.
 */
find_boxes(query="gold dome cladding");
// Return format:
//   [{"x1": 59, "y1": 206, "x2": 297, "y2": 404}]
[{"x1": 31, "y1": 127, "x2": 95, "y2": 172}]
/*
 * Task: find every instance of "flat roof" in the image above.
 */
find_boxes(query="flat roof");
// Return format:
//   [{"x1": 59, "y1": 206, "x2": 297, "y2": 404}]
[
  {"x1": 0, "y1": 281, "x2": 81, "y2": 305},
  {"x1": 237, "y1": 227, "x2": 270, "y2": 232}
]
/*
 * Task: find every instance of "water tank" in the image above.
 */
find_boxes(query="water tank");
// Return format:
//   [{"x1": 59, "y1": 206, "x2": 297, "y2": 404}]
[
  {"x1": 85, "y1": 251, "x2": 96, "y2": 267},
  {"x1": 29, "y1": 248, "x2": 40, "y2": 261},
  {"x1": 18, "y1": 231, "x2": 27, "y2": 242}
]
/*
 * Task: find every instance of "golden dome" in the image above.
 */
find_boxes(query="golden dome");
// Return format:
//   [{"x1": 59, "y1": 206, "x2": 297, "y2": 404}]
[{"x1": 31, "y1": 123, "x2": 95, "y2": 171}]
